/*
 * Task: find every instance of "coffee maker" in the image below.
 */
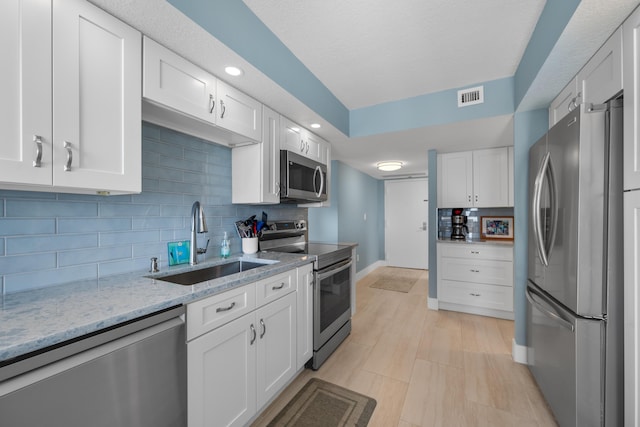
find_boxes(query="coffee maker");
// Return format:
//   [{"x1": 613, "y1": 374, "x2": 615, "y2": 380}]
[{"x1": 451, "y1": 208, "x2": 468, "y2": 240}]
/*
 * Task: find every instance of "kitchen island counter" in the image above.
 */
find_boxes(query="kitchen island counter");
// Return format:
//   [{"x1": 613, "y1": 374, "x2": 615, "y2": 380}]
[{"x1": 0, "y1": 252, "x2": 313, "y2": 363}]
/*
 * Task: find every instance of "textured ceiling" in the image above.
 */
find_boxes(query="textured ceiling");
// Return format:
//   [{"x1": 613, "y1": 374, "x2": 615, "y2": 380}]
[
  {"x1": 92, "y1": 0, "x2": 639, "y2": 179},
  {"x1": 243, "y1": 0, "x2": 545, "y2": 110}
]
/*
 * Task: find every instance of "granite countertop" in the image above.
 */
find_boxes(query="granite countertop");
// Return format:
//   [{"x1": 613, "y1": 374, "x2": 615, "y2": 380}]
[
  {"x1": 437, "y1": 238, "x2": 514, "y2": 246},
  {"x1": 0, "y1": 252, "x2": 313, "y2": 363}
]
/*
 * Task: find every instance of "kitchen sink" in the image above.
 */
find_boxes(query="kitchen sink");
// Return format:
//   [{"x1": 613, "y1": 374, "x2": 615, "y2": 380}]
[{"x1": 153, "y1": 260, "x2": 269, "y2": 285}]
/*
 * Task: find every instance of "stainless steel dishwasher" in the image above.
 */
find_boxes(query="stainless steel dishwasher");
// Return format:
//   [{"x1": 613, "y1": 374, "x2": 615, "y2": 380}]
[{"x1": 0, "y1": 305, "x2": 186, "y2": 427}]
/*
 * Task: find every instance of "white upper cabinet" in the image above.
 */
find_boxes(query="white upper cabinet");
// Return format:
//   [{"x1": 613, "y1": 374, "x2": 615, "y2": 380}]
[
  {"x1": 0, "y1": 0, "x2": 52, "y2": 187},
  {"x1": 0, "y1": 0, "x2": 141, "y2": 195},
  {"x1": 549, "y1": 78, "x2": 579, "y2": 127},
  {"x1": 437, "y1": 148, "x2": 510, "y2": 208},
  {"x1": 280, "y1": 116, "x2": 329, "y2": 164},
  {"x1": 438, "y1": 151, "x2": 473, "y2": 207},
  {"x1": 624, "y1": 7, "x2": 640, "y2": 191},
  {"x1": 143, "y1": 36, "x2": 217, "y2": 125},
  {"x1": 53, "y1": 0, "x2": 141, "y2": 194},
  {"x1": 143, "y1": 36, "x2": 262, "y2": 145},
  {"x1": 578, "y1": 27, "x2": 623, "y2": 106},
  {"x1": 232, "y1": 106, "x2": 281, "y2": 204},
  {"x1": 216, "y1": 80, "x2": 262, "y2": 142}
]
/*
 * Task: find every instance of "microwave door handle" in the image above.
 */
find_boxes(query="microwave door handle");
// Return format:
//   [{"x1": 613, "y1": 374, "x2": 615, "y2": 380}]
[{"x1": 313, "y1": 165, "x2": 324, "y2": 198}]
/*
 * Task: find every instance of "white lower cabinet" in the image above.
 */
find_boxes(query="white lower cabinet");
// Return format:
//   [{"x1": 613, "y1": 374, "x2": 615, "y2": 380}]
[
  {"x1": 296, "y1": 264, "x2": 313, "y2": 369},
  {"x1": 437, "y1": 242, "x2": 514, "y2": 319},
  {"x1": 187, "y1": 268, "x2": 303, "y2": 427}
]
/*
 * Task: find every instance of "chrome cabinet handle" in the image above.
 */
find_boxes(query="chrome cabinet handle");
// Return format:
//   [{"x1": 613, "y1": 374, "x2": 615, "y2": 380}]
[
  {"x1": 468, "y1": 195, "x2": 472, "y2": 202},
  {"x1": 300, "y1": 139, "x2": 305, "y2": 152},
  {"x1": 305, "y1": 142, "x2": 310, "y2": 154},
  {"x1": 259, "y1": 319, "x2": 266, "y2": 339},
  {"x1": 63, "y1": 141, "x2": 72, "y2": 171},
  {"x1": 220, "y1": 100, "x2": 226, "y2": 118},
  {"x1": 470, "y1": 269, "x2": 480, "y2": 273},
  {"x1": 33, "y1": 135, "x2": 43, "y2": 167},
  {"x1": 216, "y1": 301, "x2": 236, "y2": 313},
  {"x1": 209, "y1": 94, "x2": 215, "y2": 114},
  {"x1": 470, "y1": 251, "x2": 479, "y2": 254},
  {"x1": 250, "y1": 324, "x2": 256, "y2": 345},
  {"x1": 469, "y1": 293, "x2": 481, "y2": 297},
  {"x1": 272, "y1": 282, "x2": 285, "y2": 290}
]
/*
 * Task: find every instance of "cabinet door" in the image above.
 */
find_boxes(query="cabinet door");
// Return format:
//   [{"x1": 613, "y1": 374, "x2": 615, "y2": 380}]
[
  {"x1": 624, "y1": 190, "x2": 640, "y2": 427},
  {"x1": 473, "y1": 148, "x2": 509, "y2": 207},
  {"x1": 216, "y1": 80, "x2": 262, "y2": 142},
  {"x1": 188, "y1": 313, "x2": 257, "y2": 427},
  {"x1": 296, "y1": 264, "x2": 313, "y2": 369},
  {"x1": 256, "y1": 292, "x2": 297, "y2": 409},
  {"x1": 578, "y1": 27, "x2": 622, "y2": 106},
  {"x1": 624, "y1": 8, "x2": 640, "y2": 191},
  {"x1": 53, "y1": 0, "x2": 141, "y2": 194},
  {"x1": 231, "y1": 106, "x2": 280, "y2": 204},
  {"x1": 280, "y1": 116, "x2": 305, "y2": 153},
  {"x1": 0, "y1": 0, "x2": 52, "y2": 186},
  {"x1": 143, "y1": 36, "x2": 217, "y2": 125},
  {"x1": 549, "y1": 78, "x2": 579, "y2": 127},
  {"x1": 437, "y1": 151, "x2": 473, "y2": 207}
]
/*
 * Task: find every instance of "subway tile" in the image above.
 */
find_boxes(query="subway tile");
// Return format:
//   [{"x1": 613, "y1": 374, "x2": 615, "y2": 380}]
[
  {"x1": 6, "y1": 200, "x2": 98, "y2": 218},
  {"x1": 99, "y1": 258, "x2": 148, "y2": 277},
  {"x1": 0, "y1": 253, "x2": 57, "y2": 275},
  {"x1": 158, "y1": 155, "x2": 206, "y2": 172},
  {"x1": 130, "y1": 191, "x2": 183, "y2": 205},
  {"x1": 58, "y1": 218, "x2": 132, "y2": 233},
  {"x1": 99, "y1": 230, "x2": 160, "y2": 246},
  {"x1": 132, "y1": 242, "x2": 167, "y2": 260},
  {"x1": 142, "y1": 122, "x2": 163, "y2": 140},
  {"x1": 58, "y1": 246, "x2": 132, "y2": 267},
  {"x1": 157, "y1": 179, "x2": 203, "y2": 195},
  {"x1": 99, "y1": 203, "x2": 160, "y2": 217},
  {"x1": 0, "y1": 239, "x2": 4, "y2": 256},
  {"x1": 132, "y1": 216, "x2": 183, "y2": 230},
  {"x1": 7, "y1": 234, "x2": 98, "y2": 255},
  {"x1": 0, "y1": 190, "x2": 57, "y2": 200},
  {"x1": 4, "y1": 264, "x2": 97, "y2": 294},
  {"x1": 0, "y1": 219, "x2": 56, "y2": 236}
]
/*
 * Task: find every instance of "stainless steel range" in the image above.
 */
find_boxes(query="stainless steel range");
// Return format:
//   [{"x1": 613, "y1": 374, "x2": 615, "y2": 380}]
[{"x1": 259, "y1": 220, "x2": 354, "y2": 370}]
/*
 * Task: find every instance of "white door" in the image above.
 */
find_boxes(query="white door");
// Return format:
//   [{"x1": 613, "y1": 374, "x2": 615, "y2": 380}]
[{"x1": 385, "y1": 178, "x2": 429, "y2": 269}]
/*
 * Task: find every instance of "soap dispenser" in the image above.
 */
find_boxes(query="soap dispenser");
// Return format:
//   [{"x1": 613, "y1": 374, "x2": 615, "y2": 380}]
[{"x1": 220, "y1": 232, "x2": 230, "y2": 258}]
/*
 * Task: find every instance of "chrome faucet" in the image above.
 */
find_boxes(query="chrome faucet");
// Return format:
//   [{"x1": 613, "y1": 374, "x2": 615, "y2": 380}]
[{"x1": 189, "y1": 201, "x2": 209, "y2": 265}]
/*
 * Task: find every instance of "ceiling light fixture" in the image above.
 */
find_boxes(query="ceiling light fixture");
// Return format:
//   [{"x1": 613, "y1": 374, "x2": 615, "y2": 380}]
[
  {"x1": 224, "y1": 66, "x2": 243, "y2": 77},
  {"x1": 376, "y1": 161, "x2": 403, "y2": 171},
  {"x1": 310, "y1": 123, "x2": 321, "y2": 129}
]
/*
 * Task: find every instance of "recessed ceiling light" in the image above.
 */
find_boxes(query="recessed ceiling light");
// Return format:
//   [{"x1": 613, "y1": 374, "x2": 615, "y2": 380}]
[
  {"x1": 310, "y1": 123, "x2": 321, "y2": 129},
  {"x1": 224, "y1": 66, "x2": 243, "y2": 77},
  {"x1": 376, "y1": 161, "x2": 403, "y2": 172}
]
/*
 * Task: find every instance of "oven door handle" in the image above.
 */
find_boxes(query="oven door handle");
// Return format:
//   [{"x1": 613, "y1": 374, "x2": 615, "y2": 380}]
[{"x1": 317, "y1": 259, "x2": 352, "y2": 282}]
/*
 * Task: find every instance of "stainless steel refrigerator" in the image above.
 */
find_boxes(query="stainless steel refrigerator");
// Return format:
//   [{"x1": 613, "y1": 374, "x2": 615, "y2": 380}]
[{"x1": 526, "y1": 95, "x2": 624, "y2": 427}]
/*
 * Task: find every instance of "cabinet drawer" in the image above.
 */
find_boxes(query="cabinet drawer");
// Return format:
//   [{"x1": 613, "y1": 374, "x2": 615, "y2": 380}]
[
  {"x1": 440, "y1": 257, "x2": 513, "y2": 286},
  {"x1": 256, "y1": 270, "x2": 295, "y2": 307},
  {"x1": 439, "y1": 279, "x2": 513, "y2": 311},
  {"x1": 187, "y1": 283, "x2": 256, "y2": 341},
  {"x1": 439, "y1": 243, "x2": 513, "y2": 261}
]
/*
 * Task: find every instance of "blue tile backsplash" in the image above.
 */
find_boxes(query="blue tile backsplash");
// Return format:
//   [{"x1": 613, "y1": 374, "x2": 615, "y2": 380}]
[{"x1": 0, "y1": 122, "x2": 307, "y2": 294}]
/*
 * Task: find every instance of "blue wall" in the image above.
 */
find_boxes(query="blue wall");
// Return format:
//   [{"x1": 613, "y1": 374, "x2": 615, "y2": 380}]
[
  {"x1": 0, "y1": 123, "x2": 306, "y2": 294},
  {"x1": 512, "y1": 109, "x2": 549, "y2": 345},
  {"x1": 309, "y1": 161, "x2": 385, "y2": 272}
]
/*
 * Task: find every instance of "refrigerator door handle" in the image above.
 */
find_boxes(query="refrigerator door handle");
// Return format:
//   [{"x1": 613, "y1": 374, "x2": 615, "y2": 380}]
[
  {"x1": 526, "y1": 286, "x2": 574, "y2": 332},
  {"x1": 532, "y1": 152, "x2": 558, "y2": 267}
]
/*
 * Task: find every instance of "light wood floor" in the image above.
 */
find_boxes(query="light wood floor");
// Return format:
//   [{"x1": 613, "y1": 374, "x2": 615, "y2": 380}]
[{"x1": 252, "y1": 266, "x2": 558, "y2": 427}]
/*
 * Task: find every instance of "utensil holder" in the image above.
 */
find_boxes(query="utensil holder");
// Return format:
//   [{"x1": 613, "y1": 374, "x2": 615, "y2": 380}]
[{"x1": 242, "y1": 237, "x2": 258, "y2": 254}]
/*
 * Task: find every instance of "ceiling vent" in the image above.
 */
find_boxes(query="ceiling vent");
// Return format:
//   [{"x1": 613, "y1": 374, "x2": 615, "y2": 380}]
[{"x1": 458, "y1": 85, "x2": 484, "y2": 107}]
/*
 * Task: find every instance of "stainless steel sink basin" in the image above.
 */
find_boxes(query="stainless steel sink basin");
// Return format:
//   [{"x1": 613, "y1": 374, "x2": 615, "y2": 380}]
[{"x1": 153, "y1": 261, "x2": 267, "y2": 285}]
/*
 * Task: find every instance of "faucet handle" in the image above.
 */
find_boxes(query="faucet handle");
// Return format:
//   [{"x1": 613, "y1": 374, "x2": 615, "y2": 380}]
[{"x1": 197, "y1": 239, "x2": 210, "y2": 255}]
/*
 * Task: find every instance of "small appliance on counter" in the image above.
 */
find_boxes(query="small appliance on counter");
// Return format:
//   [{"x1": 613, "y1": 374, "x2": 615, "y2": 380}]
[{"x1": 451, "y1": 208, "x2": 468, "y2": 240}]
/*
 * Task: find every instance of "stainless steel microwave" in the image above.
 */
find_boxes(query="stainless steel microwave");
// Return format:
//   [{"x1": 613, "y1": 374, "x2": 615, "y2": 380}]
[{"x1": 280, "y1": 150, "x2": 328, "y2": 203}]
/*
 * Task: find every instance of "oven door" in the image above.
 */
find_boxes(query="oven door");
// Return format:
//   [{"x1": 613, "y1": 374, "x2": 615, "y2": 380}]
[
  {"x1": 280, "y1": 150, "x2": 328, "y2": 203},
  {"x1": 314, "y1": 258, "x2": 352, "y2": 349}
]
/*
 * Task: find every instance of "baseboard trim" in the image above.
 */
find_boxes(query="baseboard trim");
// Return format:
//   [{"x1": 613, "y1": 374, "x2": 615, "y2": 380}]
[
  {"x1": 356, "y1": 260, "x2": 387, "y2": 281},
  {"x1": 427, "y1": 297, "x2": 438, "y2": 310},
  {"x1": 512, "y1": 338, "x2": 528, "y2": 364}
]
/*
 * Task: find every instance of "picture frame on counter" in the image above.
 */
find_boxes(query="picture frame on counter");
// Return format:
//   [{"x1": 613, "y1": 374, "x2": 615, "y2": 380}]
[{"x1": 480, "y1": 216, "x2": 514, "y2": 240}]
